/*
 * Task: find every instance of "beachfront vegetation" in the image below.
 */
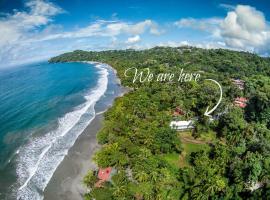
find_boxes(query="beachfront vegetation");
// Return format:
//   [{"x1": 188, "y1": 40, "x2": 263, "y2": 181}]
[{"x1": 50, "y1": 46, "x2": 270, "y2": 199}]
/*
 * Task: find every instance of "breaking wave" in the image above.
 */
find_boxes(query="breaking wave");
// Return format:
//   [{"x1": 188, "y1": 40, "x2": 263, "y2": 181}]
[{"x1": 14, "y1": 63, "x2": 108, "y2": 200}]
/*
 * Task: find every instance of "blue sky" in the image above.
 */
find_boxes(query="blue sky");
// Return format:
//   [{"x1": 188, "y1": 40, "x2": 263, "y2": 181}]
[{"x1": 0, "y1": 0, "x2": 270, "y2": 67}]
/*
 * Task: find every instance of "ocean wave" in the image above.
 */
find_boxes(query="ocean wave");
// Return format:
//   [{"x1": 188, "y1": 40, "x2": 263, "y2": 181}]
[{"x1": 14, "y1": 63, "x2": 109, "y2": 200}]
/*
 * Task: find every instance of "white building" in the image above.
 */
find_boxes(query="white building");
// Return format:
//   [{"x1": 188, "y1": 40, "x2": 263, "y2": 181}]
[{"x1": 170, "y1": 120, "x2": 194, "y2": 131}]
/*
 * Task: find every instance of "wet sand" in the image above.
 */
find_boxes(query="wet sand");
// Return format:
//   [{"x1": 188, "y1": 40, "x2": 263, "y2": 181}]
[
  {"x1": 43, "y1": 64, "x2": 128, "y2": 200},
  {"x1": 43, "y1": 113, "x2": 103, "y2": 200}
]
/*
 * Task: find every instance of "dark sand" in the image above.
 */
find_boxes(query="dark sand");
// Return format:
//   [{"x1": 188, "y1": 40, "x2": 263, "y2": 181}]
[
  {"x1": 43, "y1": 64, "x2": 128, "y2": 200},
  {"x1": 43, "y1": 114, "x2": 103, "y2": 200}
]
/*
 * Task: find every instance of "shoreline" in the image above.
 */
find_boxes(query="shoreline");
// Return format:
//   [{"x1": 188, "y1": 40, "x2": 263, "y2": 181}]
[
  {"x1": 43, "y1": 62, "x2": 128, "y2": 200},
  {"x1": 43, "y1": 113, "x2": 103, "y2": 200}
]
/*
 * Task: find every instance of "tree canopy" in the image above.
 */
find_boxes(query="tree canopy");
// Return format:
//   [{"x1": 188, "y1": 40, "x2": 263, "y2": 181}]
[{"x1": 50, "y1": 46, "x2": 270, "y2": 200}]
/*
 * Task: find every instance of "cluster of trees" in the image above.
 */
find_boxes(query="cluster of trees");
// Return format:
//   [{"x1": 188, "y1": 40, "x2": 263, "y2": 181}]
[{"x1": 50, "y1": 46, "x2": 270, "y2": 199}]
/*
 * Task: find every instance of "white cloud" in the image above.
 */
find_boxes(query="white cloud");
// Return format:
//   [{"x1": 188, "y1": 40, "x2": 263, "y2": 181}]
[
  {"x1": 122, "y1": 20, "x2": 151, "y2": 35},
  {"x1": 174, "y1": 17, "x2": 222, "y2": 39},
  {"x1": 45, "y1": 19, "x2": 160, "y2": 40},
  {"x1": 1, "y1": 1, "x2": 269, "y2": 68},
  {"x1": 174, "y1": 18, "x2": 222, "y2": 32},
  {"x1": 0, "y1": 0, "x2": 62, "y2": 46},
  {"x1": 220, "y1": 5, "x2": 270, "y2": 51},
  {"x1": 0, "y1": 0, "x2": 162, "y2": 68},
  {"x1": 126, "y1": 35, "x2": 141, "y2": 44},
  {"x1": 219, "y1": 3, "x2": 235, "y2": 10},
  {"x1": 101, "y1": 19, "x2": 161, "y2": 36},
  {"x1": 174, "y1": 5, "x2": 270, "y2": 53},
  {"x1": 0, "y1": 0, "x2": 65, "y2": 67}
]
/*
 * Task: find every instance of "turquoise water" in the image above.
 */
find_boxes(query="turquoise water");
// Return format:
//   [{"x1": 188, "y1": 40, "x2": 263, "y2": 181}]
[{"x1": 0, "y1": 61, "x2": 108, "y2": 199}]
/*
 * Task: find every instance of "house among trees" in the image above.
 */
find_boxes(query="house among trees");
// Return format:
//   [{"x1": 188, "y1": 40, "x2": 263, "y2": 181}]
[
  {"x1": 231, "y1": 79, "x2": 245, "y2": 90},
  {"x1": 94, "y1": 167, "x2": 116, "y2": 188},
  {"x1": 172, "y1": 107, "x2": 185, "y2": 117},
  {"x1": 170, "y1": 120, "x2": 194, "y2": 131},
  {"x1": 234, "y1": 97, "x2": 248, "y2": 108}
]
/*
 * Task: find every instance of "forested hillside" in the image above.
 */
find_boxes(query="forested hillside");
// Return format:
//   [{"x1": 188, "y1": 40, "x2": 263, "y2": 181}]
[{"x1": 50, "y1": 47, "x2": 270, "y2": 199}]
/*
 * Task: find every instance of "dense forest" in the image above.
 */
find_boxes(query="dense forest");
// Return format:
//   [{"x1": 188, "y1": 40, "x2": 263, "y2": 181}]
[{"x1": 50, "y1": 46, "x2": 270, "y2": 199}]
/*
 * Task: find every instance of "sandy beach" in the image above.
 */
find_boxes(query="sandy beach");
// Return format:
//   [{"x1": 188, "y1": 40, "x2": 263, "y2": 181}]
[
  {"x1": 43, "y1": 113, "x2": 102, "y2": 200},
  {"x1": 43, "y1": 64, "x2": 127, "y2": 200}
]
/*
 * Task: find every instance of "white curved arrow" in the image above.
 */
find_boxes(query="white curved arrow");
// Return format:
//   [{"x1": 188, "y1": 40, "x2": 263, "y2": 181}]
[{"x1": 204, "y1": 79, "x2": 223, "y2": 117}]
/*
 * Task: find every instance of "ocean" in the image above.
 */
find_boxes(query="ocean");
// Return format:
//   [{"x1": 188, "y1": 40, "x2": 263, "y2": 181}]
[{"x1": 0, "y1": 61, "x2": 109, "y2": 199}]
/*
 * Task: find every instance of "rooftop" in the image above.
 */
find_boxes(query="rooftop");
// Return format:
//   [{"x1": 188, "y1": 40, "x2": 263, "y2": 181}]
[
  {"x1": 234, "y1": 97, "x2": 248, "y2": 108},
  {"x1": 170, "y1": 120, "x2": 194, "y2": 130},
  {"x1": 98, "y1": 167, "x2": 112, "y2": 181}
]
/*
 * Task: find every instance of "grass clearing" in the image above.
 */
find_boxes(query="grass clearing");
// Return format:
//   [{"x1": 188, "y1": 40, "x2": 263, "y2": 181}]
[
  {"x1": 162, "y1": 152, "x2": 180, "y2": 170},
  {"x1": 162, "y1": 131, "x2": 214, "y2": 168},
  {"x1": 180, "y1": 142, "x2": 210, "y2": 167},
  {"x1": 178, "y1": 131, "x2": 212, "y2": 167}
]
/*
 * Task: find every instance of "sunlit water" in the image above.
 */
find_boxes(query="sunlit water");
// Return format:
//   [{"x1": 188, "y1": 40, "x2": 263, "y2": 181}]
[{"x1": 0, "y1": 61, "x2": 108, "y2": 199}]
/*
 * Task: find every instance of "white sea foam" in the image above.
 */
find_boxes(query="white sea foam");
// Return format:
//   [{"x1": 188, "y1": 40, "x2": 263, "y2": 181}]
[
  {"x1": 15, "y1": 63, "x2": 109, "y2": 200},
  {"x1": 96, "y1": 110, "x2": 108, "y2": 115}
]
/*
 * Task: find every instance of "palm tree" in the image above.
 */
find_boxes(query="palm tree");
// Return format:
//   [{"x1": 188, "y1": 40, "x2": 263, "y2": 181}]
[
  {"x1": 112, "y1": 185, "x2": 127, "y2": 199},
  {"x1": 134, "y1": 171, "x2": 149, "y2": 182},
  {"x1": 150, "y1": 171, "x2": 159, "y2": 182}
]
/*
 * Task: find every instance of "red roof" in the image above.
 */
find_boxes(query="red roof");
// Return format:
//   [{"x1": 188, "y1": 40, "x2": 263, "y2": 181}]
[
  {"x1": 236, "y1": 102, "x2": 246, "y2": 108},
  {"x1": 235, "y1": 97, "x2": 247, "y2": 102},
  {"x1": 98, "y1": 167, "x2": 112, "y2": 181},
  {"x1": 234, "y1": 97, "x2": 248, "y2": 108}
]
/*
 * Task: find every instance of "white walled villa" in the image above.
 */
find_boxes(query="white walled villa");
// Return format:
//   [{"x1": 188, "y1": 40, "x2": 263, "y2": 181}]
[{"x1": 170, "y1": 120, "x2": 194, "y2": 131}]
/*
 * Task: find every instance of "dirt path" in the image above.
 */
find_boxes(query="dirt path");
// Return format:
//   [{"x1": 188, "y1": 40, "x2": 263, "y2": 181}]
[{"x1": 180, "y1": 135, "x2": 212, "y2": 145}]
